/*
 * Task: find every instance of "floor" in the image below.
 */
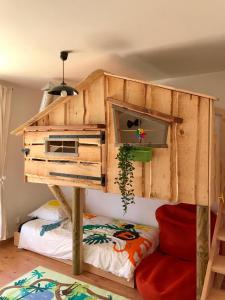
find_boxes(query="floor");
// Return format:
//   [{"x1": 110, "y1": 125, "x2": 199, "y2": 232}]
[{"x1": 0, "y1": 240, "x2": 143, "y2": 300}]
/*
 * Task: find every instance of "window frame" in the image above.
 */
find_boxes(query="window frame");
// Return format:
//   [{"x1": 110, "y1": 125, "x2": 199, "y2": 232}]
[{"x1": 44, "y1": 137, "x2": 79, "y2": 156}]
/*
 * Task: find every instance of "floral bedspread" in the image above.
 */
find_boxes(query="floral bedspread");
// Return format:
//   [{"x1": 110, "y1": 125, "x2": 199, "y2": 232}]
[
  {"x1": 81, "y1": 214, "x2": 159, "y2": 280},
  {"x1": 19, "y1": 214, "x2": 159, "y2": 281}
]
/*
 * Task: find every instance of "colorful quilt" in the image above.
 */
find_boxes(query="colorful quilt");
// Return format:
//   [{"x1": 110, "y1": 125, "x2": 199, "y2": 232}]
[
  {"x1": 0, "y1": 266, "x2": 128, "y2": 299},
  {"x1": 19, "y1": 214, "x2": 159, "y2": 281}
]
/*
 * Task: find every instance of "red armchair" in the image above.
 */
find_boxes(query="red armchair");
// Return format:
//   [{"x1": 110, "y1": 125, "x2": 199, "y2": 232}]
[{"x1": 136, "y1": 204, "x2": 196, "y2": 300}]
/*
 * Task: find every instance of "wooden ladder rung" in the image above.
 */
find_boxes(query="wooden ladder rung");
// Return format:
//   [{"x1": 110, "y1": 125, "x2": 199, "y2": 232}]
[
  {"x1": 217, "y1": 228, "x2": 225, "y2": 242},
  {"x1": 207, "y1": 288, "x2": 225, "y2": 300},
  {"x1": 201, "y1": 200, "x2": 225, "y2": 300},
  {"x1": 212, "y1": 255, "x2": 225, "y2": 275}
]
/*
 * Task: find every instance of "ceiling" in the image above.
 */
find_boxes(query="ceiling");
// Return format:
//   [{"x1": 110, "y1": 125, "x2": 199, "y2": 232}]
[{"x1": 1, "y1": 0, "x2": 225, "y2": 89}]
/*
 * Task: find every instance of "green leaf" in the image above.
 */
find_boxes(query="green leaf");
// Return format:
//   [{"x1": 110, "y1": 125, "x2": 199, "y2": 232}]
[
  {"x1": 115, "y1": 145, "x2": 135, "y2": 214},
  {"x1": 44, "y1": 281, "x2": 57, "y2": 289},
  {"x1": 83, "y1": 224, "x2": 122, "y2": 232},
  {"x1": 83, "y1": 233, "x2": 112, "y2": 245},
  {"x1": 14, "y1": 278, "x2": 27, "y2": 286},
  {"x1": 31, "y1": 270, "x2": 45, "y2": 279}
]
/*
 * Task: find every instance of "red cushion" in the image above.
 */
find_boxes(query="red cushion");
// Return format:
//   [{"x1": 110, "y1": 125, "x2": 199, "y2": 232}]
[
  {"x1": 136, "y1": 251, "x2": 196, "y2": 300},
  {"x1": 156, "y1": 204, "x2": 196, "y2": 261}
]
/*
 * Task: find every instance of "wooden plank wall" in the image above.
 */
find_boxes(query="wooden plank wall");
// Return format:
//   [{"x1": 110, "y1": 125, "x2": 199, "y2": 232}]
[
  {"x1": 24, "y1": 130, "x2": 104, "y2": 189},
  {"x1": 33, "y1": 72, "x2": 213, "y2": 206},
  {"x1": 214, "y1": 108, "x2": 225, "y2": 203},
  {"x1": 106, "y1": 75, "x2": 212, "y2": 205},
  {"x1": 37, "y1": 76, "x2": 105, "y2": 126}
]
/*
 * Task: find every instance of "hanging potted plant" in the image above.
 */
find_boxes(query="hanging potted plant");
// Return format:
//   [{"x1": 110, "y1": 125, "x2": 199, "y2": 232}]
[
  {"x1": 130, "y1": 128, "x2": 153, "y2": 162},
  {"x1": 129, "y1": 146, "x2": 153, "y2": 162},
  {"x1": 114, "y1": 144, "x2": 135, "y2": 214},
  {"x1": 115, "y1": 129, "x2": 153, "y2": 213}
]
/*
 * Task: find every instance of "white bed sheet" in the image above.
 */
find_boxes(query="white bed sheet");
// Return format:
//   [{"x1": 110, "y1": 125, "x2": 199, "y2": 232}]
[
  {"x1": 19, "y1": 219, "x2": 72, "y2": 260},
  {"x1": 19, "y1": 215, "x2": 159, "y2": 280}
]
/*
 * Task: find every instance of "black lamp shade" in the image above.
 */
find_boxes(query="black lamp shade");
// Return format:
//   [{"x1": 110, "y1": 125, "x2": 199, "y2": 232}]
[
  {"x1": 48, "y1": 83, "x2": 78, "y2": 96},
  {"x1": 48, "y1": 51, "x2": 78, "y2": 97}
]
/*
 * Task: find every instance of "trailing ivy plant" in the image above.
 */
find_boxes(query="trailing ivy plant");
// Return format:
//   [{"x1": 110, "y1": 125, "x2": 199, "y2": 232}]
[{"x1": 114, "y1": 144, "x2": 135, "y2": 214}]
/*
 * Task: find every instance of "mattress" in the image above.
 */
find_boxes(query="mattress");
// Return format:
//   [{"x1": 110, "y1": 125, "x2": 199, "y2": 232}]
[{"x1": 19, "y1": 214, "x2": 159, "y2": 280}]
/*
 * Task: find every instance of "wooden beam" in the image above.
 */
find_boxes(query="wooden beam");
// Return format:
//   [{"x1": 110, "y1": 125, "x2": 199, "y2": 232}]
[
  {"x1": 11, "y1": 96, "x2": 73, "y2": 136},
  {"x1": 197, "y1": 205, "x2": 209, "y2": 300},
  {"x1": 11, "y1": 70, "x2": 106, "y2": 136},
  {"x1": 11, "y1": 70, "x2": 216, "y2": 136},
  {"x1": 105, "y1": 72, "x2": 217, "y2": 101},
  {"x1": 24, "y1": 124, "x2": 106, "y2": 132},
  {"x1": 83, "y1": 263, "x2": 135, "y2": 288},
  {"x1": 48, "y1": 185, "x2": 72, "y2": 220},
  {"x1": 72, "y1": 187, "x2": 83, "y2": 275},
  {"x1": 107, "y1": 97, "x2": 183, "y2": 124}
]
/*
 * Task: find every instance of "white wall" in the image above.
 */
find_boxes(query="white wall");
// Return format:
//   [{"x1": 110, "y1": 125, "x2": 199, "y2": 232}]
[
  {"x1": 61, "y1": 187, "x2": 168, "y2": 227},
  {"x1": 154, "y1": 70, "x2": 225, "y2": 108},
  {"x1": 5, "y1": 85, "x2": 51, "y2": 237},
  {"x1": 85, "y1": 190, "x2": 168, "y2": 227}
]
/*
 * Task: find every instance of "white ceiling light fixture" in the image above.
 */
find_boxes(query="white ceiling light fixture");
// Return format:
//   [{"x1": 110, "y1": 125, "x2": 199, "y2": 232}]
[{"x1": 48, "y1": 50, "x2": 79, "y2": 97}]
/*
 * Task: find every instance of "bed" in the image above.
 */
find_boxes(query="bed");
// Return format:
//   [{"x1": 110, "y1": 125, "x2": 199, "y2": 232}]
[{"x1": 15, "y1": 213, "x2": 159, "y2": 287}]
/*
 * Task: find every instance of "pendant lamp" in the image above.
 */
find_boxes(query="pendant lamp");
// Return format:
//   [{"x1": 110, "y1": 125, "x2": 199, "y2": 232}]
[{"x1": 48, "y1": 50, "x2": 79, "y2": 97}]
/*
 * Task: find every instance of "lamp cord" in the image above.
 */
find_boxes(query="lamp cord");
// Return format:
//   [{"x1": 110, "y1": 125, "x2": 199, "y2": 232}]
[{"x1": 62, "y1": 60, "x2": 65, "y2": 85}]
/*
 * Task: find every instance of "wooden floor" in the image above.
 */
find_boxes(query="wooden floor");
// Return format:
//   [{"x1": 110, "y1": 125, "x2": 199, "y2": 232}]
[{"x1": 0, "y1": 240, "x2": 143, "y2": 300}]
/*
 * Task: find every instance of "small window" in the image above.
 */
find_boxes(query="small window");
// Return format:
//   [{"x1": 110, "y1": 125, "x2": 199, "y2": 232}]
[
  {"x1": 113, "y1": 105, "x2": 169, "y2": 147},
  {"x1": 45, "y1": 138, "x2": 78, "y2": 156}
]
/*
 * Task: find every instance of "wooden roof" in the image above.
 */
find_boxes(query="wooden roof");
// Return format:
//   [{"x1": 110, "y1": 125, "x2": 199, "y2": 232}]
[
  {"x1": 108, "y1": 98, "x2": 183, "y2": 124},
  {"x1": 11, "y1": 69, "x2": 105, "y2": 136},
  {"x1": 11, "y1": 69, "x2": 216, "y2": 136}
]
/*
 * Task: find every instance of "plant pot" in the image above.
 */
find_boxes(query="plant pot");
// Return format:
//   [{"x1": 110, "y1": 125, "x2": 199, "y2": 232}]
[{"x1": 130, "y1": 146, "x2": 153, "y2": 162}]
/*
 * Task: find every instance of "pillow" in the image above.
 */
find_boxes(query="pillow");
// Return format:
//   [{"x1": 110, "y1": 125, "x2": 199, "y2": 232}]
[{"x1": 28, "y1": 200, "x2": 67, "y2": 221}]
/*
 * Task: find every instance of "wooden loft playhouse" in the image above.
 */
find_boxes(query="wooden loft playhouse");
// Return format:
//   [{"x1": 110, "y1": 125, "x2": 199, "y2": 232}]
[{"x1": 12, "y1": 69, "x2": 225, "y2": 300}]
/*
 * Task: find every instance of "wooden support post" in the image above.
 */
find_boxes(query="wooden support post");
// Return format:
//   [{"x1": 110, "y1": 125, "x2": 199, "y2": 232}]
[
  {"x1": 72, "y1": 187, "x2": 83, "y2": 275},
  {"x1": 197, "y1": 205, "x2": 209, "y2": 300},
  {"x1": 48, "y1": 185, "x2": 72, "y2": 220}
]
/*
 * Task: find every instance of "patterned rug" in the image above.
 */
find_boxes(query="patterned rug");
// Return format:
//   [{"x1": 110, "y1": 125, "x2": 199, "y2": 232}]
[{"x1": 0, "y1": 266, "x2": 129, "y2": 299}]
